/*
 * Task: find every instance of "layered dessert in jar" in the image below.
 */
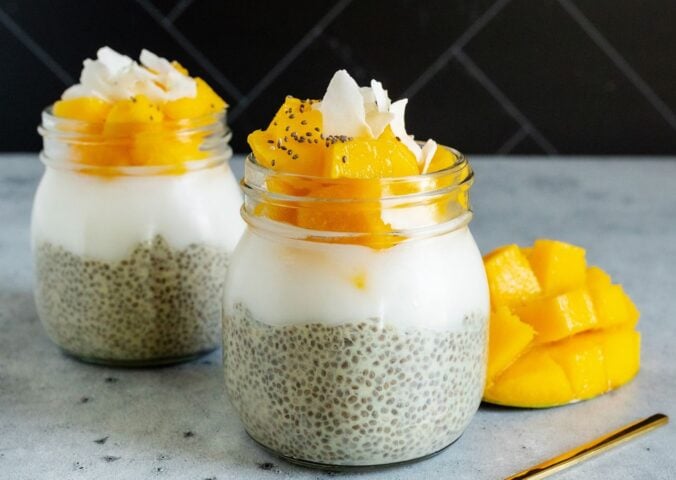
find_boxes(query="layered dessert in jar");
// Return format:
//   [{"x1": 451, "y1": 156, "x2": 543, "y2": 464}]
[
  {"x1": 32, "y1": 47, "x2": 245, "y2": 366},
  {"x1": 223, "y1": 71, "x2": 489, "y2": 468}
]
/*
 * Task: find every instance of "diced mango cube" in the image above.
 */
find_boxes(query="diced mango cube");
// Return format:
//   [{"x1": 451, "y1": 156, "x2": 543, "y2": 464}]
[
  {"x1": 483, "y1": 245, "x2": 541, "y2": 308},
  {"x1": 517, "y1": 288, "x2": 598, "y2": 343},
  {"x1": 586, "y1": 266, "x2": 612, "y2": 289},
  {"x1": 588, "y1": 283, "x2": 639, "y2": 329},
  {"x1": 548, "y1": 334, "x2": 607, "y2": 400},
  {"x1": 486, "y1": 306, "x2": 534, "y2": 386},
  {"x1": 425, "y1": 144, "x2": 456, "y2": 173},
  {"x1": 529, "y1": 239, "x2": 586, "y2": 295},
  {"x1": 163, "y1": 77, "x2": 226, "y2": 119},
  {"x1": 248, "y1": 97, "x2": 326, "y2": 176},
  {"x1": 483, "y1": 348, "x2": 574, "y2": 408},
  {"x1": 53, "y1": 97, "x2": 112, "y2": 123},
  {"x1": 584, "y1": 327, "x2": 640, "y2": 389},
  {"x1": 324, "y1": 126, "x2": 419, "y2": 179},
  {"x1": 104, "y1": 95, "x2": 163, "y2": 137}
]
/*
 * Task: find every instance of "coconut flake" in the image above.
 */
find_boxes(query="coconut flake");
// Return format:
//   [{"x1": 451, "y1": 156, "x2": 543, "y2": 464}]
[
  {"x1": 370, "y1": 80, "x2": 391, "y2": 112},
  {"x1": 139, "y1": 49, "x2": 196, "y2": 100},
  {"x1": 315, "y1": 70, "x2": 433, "y2": 161},
  {"x1": 314, "y1": 70, "x2": 371, "y2": 138},
  {"x1": 389, "y1": 99, "x2": 422, "y2": 159},
  {"x1": 419, "y1": 139, "x2": 438, "y2": 174},
  {"x1": 62, "y1": 46, "x2": 196, "y2": 103}
]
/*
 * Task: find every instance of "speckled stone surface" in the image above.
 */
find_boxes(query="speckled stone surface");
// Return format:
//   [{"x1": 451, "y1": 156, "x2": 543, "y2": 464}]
[{"x1": 0, "y1": 154, "x2": 674, "y2": 479}]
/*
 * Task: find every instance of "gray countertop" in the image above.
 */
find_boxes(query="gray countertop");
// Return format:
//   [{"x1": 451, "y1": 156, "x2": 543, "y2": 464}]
[{"x1": 1, "y1": 154, "x2": 674, "y2": 479}]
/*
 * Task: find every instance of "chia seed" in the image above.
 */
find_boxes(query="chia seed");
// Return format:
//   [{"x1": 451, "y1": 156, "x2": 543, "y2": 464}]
[
  {"x1": 223, "y1": 303, "x2": 487, "y2": 466},
  {"x1": 34, "y1": 236, "x2": 229, "y2": 366}
]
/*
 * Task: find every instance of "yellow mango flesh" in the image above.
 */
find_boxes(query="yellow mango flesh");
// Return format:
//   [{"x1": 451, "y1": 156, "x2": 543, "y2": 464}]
[
  {"x1": 325, "y1": 126, "x2": 419, "y2": 179},
  {"x1": 548, "y1": 334, "x2": 607, "y2": 400},
  {"x1": 247, "y1": 98, "x2": 449, "y2": 249},
  {"x1": 248, "y1": 97, "x2": 326, "y2": 176},
  {"x1": 586, "y1": 271, "x2": 639, "y2": 329},
  {"x1": 529, "y1": 239, "x2": 586, "y2": 296},
  {"x1": 516, "y1": 288, "x2": 598, "y2": 343},
  {"x1": 483, "y1": 239, "x2": 641, "y2": 408},
  {"x1": 425, "y1": 144, "x2": 457, "y2": 173},
  {"x1": 596, "y1": 327, "x2": 641, "y2": 388},
  {"x1": 484, "y1": 348, "x2": 574, "y2": 408},
  {"x1": 484, "y1": 244, "x2": 541, "y2": 308},
  {"x1": 53, "y1": 97, "x2": 111, "y2": 124},
  {"x1": 162, "y1": 77, "x2": 227, "y2": 120},
  {"x1": 51, "y1": 64, "x2": 227, "y2": 174},
  {"x1": 485, "y1": 306, "x2": 534, "y2": 387}
]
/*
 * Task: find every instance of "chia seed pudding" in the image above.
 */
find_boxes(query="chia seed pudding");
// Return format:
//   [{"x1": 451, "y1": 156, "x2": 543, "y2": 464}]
[
  {"x1": 34, "y1": 235, "x2": 228, "y2": 365},
  {"x1": 223, "y1": 303, "x2": 487, "y2": 467}
]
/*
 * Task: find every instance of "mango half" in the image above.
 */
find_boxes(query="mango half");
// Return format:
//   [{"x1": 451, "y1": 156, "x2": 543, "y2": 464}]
[{"x1": 483, "y1": 239, "x2": 640, "y2": 408}]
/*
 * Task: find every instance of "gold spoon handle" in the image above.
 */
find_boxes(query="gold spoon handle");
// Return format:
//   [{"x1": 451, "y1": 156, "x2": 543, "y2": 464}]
[{"x1": 505, "y1": 413, "x2": 669, "y2": 480}]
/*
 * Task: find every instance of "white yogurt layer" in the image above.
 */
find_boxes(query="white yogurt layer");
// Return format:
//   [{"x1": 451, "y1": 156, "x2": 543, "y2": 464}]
[
  {"x1": 225, "y1": 227, "x2": 489, "y2": 332},
  {"x1": 31, "y1": 164, "x2": 245, "y2": 262}
]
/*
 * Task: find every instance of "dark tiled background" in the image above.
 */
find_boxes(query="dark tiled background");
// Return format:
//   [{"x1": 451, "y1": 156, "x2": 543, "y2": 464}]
[{"x1": 1, "y1": 0, "x2": 675, "y2": 155}]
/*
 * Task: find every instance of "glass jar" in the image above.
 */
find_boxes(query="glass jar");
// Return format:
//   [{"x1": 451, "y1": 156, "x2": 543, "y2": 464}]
[
  {"x1": 223, "y1": 150, "x2": 489, "y2": 469},
  {"x1": 32, "y1": 108, "x2": 245, "y2": 366}
]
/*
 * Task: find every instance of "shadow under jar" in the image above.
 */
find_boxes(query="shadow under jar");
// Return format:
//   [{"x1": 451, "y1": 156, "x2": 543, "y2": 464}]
[
  {"x1": 32, "y1": 108, "x2": 245, "y2": 366},
  {"x1": 223, "y1": 151, "x2": 489, "y2": 469}
]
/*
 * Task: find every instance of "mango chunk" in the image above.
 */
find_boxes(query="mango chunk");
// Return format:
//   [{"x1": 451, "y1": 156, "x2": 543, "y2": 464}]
[
  {"x1": 163, "y1": 77, "x2": 226, "y2": 119},
  {"x1": 548, "y1": 334, "x2": 607, "y2": 400},
  {"x1": 483, "y1": 245, "x2": 541, "y2": 308},
  {"x1": 529, "y1": 239, "x2": 586, "y2": 295},
  {"x1": 325, "y1": 126, "x2": 419, "y2": 179},
  {"x1": 104, "y1": 95, "x2": 163, "y2": 135},
  {"x1": 589, "y1": 284, "x2": 639, "y2": 329},
  {"x1": 586, "y1": 267, "x2": 639, "y2": 329},
  {"x1": 425, "y1": 144, "x2": 457, "y2": 173},
  {"x1": 53, "y1": 97, "x2": 111, "y2": 123},
  {"x1": 586, "y1": 266, "x2": 611, "y2": 288},
  {"x1": 486, "y1": 306, "x2": 534, "y2": 387},
  {"x1": 517, "y1": 288, "x2": 598, "y2": 343},
  {"x1": 586, "y1": 327, "x2": 641, "y2": 388},
  {"x1": 248, "y1": 97, "x2": 326, "y2": 176},
  {"x1": 483, "y1": 348, "x2": 574, "y2": 408}
]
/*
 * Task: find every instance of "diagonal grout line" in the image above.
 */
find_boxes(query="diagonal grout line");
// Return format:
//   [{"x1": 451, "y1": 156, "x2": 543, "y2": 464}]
[
  {"x1": 497, "y1": 126, "x2": 528, "y2": 154},
  {"x1": 403, "y1": 0, "x2": 512, "y2": 99},
  {"x1": 229, "y1": 0, "x2": 354, "y2": 122},
  {"x1": 166, "y1": 0, "x2": 195, "y2": 24},
  {"x1": 558, "y1": 0, "x2": 676, "y2": 131},
  {"x1": 135, "y1": 0, "x2": 244, "y2": 101},
  {"x1": 455, "y1": 50, "x2": 559, "y2": 154},
  {"x1": 0, "y1": 6, "x2": 73, "y2": 85}
]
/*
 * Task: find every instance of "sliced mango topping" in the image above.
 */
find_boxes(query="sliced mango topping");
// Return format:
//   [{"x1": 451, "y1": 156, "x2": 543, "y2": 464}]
[
  {"x1": 247, "y1": 95, "x2": 465, "y2": 249},
  {"x1": 52, "y1": 63, "x2": 227, "y2": 174},
  {"x1": 483, "y1": 239, "x2": 640, "y2": 408}
]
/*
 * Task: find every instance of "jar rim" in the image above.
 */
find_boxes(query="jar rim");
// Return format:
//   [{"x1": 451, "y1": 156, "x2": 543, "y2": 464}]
[
  {"x1": 38, "y1": 105, "x2": 230, "y2": 140},
  {"x1": 241, "y1": 146, "x2": 475, "y2": 244},
  {"x1": 244, "y1": 145, "x2": 470, "y2": 189},
  {"x1": 242, "y1": 146, "x2": 473, "y2": 203}
]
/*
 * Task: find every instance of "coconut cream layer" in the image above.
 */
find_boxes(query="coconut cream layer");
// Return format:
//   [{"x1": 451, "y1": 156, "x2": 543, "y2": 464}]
[
  {"x1": 225, "y1": 227, "x2": 489, "y2": 332},
  {"x1": 31, "y1": 164, "x2": 245, "y2": 262}
]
